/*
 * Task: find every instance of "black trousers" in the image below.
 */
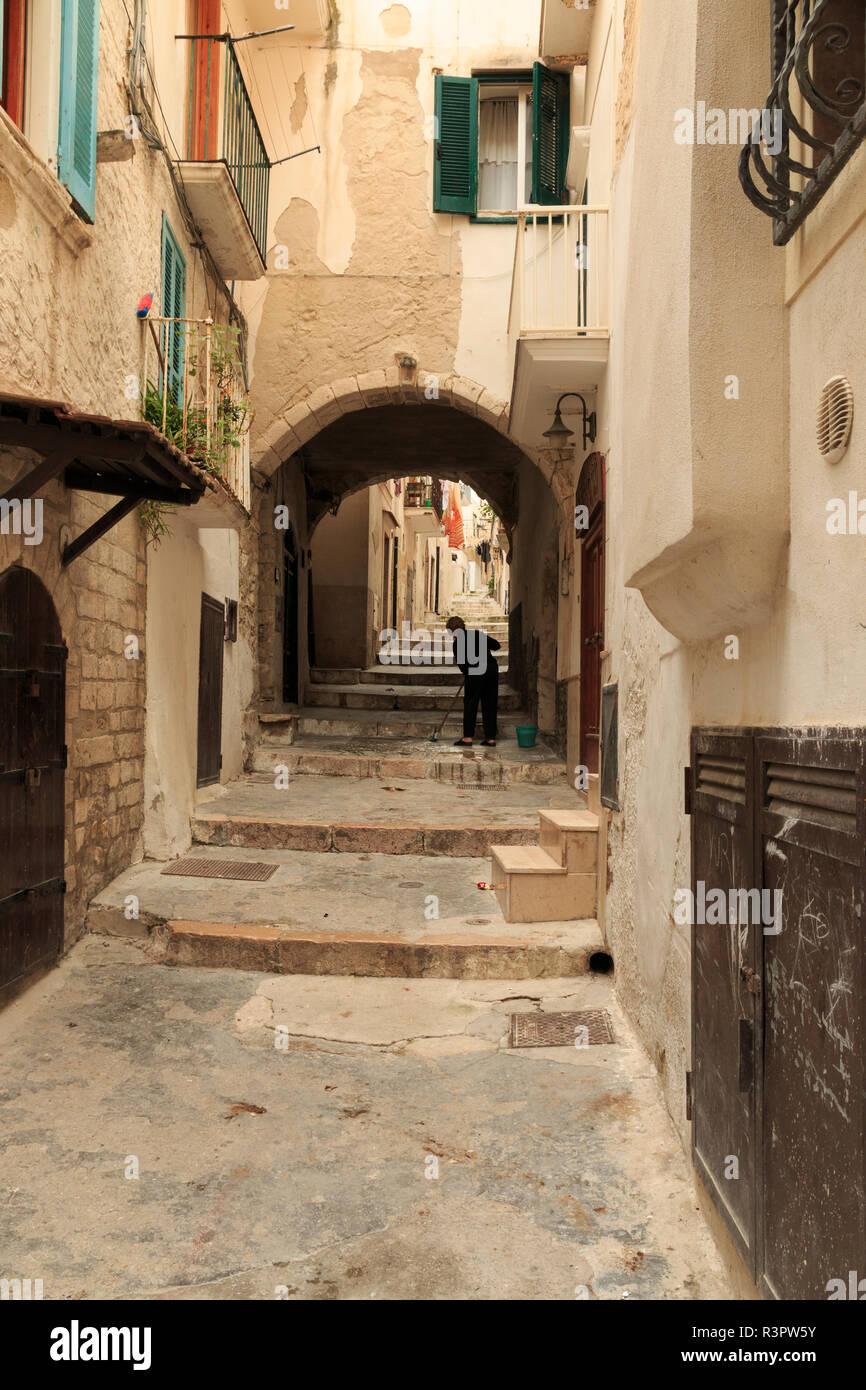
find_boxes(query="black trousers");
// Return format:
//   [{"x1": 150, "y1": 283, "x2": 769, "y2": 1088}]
[{"x1": 463, "y1": 666, "x2": 499, "y2": 740}]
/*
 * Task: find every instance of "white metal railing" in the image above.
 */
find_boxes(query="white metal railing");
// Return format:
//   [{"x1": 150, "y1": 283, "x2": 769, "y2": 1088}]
[
  {"x1": 139, "y1": 315, "x2": 251, "y2": 512},
  {"x1": 507, "y1": 206, "x2": 610, "y2": 338}
]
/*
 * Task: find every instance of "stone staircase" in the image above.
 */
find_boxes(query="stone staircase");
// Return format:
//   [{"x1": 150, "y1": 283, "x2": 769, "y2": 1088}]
[
  {"x1": 490, "y1": 809, "x2": 599, "y2": 923},
  {"x1": 88, "y1": 586, "x2": 607, "y2": 980}
]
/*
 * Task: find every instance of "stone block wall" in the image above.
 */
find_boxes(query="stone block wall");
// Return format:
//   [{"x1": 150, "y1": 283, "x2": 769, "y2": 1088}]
[{"x1": 0, "y1": 457, "x2": 146, "y2": 946}]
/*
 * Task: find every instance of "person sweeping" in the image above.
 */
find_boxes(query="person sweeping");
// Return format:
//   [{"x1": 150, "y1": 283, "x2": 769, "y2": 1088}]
[{"x1": 445, "y1": 615, "x2": 501, "y2": 746}]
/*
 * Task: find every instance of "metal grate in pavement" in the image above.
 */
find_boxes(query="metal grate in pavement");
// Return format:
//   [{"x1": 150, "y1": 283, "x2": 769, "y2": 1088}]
[
  {"x1": 509, "y1": 1009, "x2": 615, "y2": 1048},
  {"x1": 161, "y1": 857, "x2": 277, "y2": 882}
]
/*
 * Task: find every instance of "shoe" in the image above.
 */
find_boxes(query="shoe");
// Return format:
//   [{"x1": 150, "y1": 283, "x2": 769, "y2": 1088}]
[{"x1": 454, "y1": 738, "x2": 473, "y2": 746}]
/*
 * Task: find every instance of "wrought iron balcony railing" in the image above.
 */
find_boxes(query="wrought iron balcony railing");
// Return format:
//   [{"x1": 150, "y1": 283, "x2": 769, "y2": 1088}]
[
  {"x1": 405, "y1": 477, "x2": 443, "y2": 519},
  {"x1": 739, "y1": 0, "x2": 866, "y2": 244},
  {"x1": 185, "y1": 34, "x2": 270, "y2": 265},
  {"x1": 139, "y1": 315, "x2": 252, "y2": 512}
]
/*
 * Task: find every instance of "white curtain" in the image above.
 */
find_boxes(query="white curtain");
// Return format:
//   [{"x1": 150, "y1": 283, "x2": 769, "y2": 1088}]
[{"x1": 478, "y1": 97, "x2": 518, "y2": 210}]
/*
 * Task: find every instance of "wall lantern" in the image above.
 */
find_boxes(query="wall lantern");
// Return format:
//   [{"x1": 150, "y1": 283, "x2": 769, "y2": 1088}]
[{"x1": 542, "y1": 392, "x2": 596, "y2": 450}]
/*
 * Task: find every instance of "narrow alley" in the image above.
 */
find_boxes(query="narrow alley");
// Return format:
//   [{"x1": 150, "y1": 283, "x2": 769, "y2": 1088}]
[{"x1": 1, "y1": 0, "x2": 864, "y2": 1352}]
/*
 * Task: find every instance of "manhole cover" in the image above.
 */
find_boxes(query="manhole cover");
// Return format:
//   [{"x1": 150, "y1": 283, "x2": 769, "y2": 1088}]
[
  {"x1": 162, "y1": 858, "x2": 277, "y2": 882},
  {"x1": 509, "y1": 1009, "x2": 614, "y2": 1049},
  {"x1": 398, "y1": 880, "x2": 424, "y2": 887},
  {"x1": 465, "y1": 918, "x2": 492, "y2": 926}
]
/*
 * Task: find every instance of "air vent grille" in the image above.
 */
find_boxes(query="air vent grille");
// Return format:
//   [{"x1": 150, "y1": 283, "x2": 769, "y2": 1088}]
[
  {"x1": 816, "y1": 375, "x2": 853, "y2": 463},
  {"x1": 765, "y1": 761, "x2": 856, "y2": 833},
  {"x1": 696, "y1": 753, "x2": 746, "y2": 804}
]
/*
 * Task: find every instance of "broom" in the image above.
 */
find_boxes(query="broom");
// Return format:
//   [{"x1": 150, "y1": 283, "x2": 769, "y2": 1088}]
[{"x1": 429, "y1": 677, "x2": 465, "y2": 743}]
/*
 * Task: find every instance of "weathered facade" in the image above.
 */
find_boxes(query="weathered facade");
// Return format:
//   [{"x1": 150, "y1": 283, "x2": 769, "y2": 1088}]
[{"x1": 2, "y1": 0, "x2": 864, "y2": 1304}]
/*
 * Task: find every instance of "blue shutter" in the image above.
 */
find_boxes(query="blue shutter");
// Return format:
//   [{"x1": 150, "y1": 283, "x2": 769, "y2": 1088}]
[
  {"x1": 161, "y1": 215, "x2": 187, "y2": 405},
  {"x1": 433, "y1": 75, "x2": 478, "y2": 215},
  {"x1": 57, "y1": 0, "x2": 101, "y2": 221}
]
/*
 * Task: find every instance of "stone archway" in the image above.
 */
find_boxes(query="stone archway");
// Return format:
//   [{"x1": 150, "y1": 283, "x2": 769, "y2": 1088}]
[
  {"x1": 252, "y1": 364, "x2": 575, "y2": 515},
  {"x1": 251, "y1": 365, "x2": 578, "y2": 740}
]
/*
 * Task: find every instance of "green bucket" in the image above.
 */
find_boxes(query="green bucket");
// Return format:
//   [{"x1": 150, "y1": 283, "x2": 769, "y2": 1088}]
[{"x1": 516, "y1": 725, "x2": 537, "y2": 748}]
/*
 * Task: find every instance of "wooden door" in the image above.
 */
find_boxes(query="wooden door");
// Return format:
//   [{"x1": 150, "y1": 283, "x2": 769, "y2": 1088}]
[
  {"x1": 0, "y1": 567, "x2": 66, "y2": 1000},
  {"x1": 391, "y1": 535, "x2": 399, "y2": 629},
  {"x1": 196, "y1": 593, "x2": 224, "y2": 787},
  {"x1": 381, "y1": 537, "x2": 390, "y2": 633},
  {"x1": 188, "y1": 0, "x2": 221, "y2": 160},
  {"x1": 282, "y1": 528, "x2": 299, "y2": 704},
  {"x1": 756, "y1": 732, "x2": 866, "y2": 1300},
  {"x1": 690, "y1": 725, "x2": 866, "y2": 1299},
  {"x1": 579, "y1": 516, "x2": 604, "y2": 773},
  {"x1": 690, "y1": 729, "x2": 760, "y2": 1277}
]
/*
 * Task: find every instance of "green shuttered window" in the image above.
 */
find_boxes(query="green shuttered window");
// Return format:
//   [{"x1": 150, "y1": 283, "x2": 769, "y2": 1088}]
[
  {"x1": 433, "y1": 74, "x2": 478, "y2": 214},
  {"x1": 531, "y1": 62, "x2": 570, "y2": 206},
  {"x1": 161, "y1": 214, "x2": 187, "y2": 405},
  {"x1": 434, "y1": 64, "x2": 570, "y2": 216},
  {"x1": 58, "y1": 0, "x2": 101, "y2": 222}
]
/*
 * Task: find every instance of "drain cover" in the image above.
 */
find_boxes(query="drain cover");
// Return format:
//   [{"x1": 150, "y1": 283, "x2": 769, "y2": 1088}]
[
  {"x1": 509, "y1": 1009, "x2": 614, "y2": 1049},
  {"x1": 161, "y1": 858, "x2": 277, "y2": 882}
]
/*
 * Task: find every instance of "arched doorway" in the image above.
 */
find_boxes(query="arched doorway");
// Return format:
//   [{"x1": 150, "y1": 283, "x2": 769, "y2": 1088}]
[
  {"x1": 576, "y1": 452, "x2": 605, "y2": 775},
  {"x1": 0, "y1": 566, "x2": 67, "y2": 999},
  {"x1": 257, "y1": 378, "x2": 572, "y2": 744}
]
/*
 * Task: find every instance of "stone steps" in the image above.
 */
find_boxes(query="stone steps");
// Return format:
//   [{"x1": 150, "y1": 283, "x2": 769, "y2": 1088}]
[
  {"x1": 491, "y1": 810, "x2": 599, "y2": 923},
  {"x1": 157, "y1": 918, "x2": 602, "y2": 979},
  {"x1": 87, "y1": 844, "x2": 602, "y2": 979},
  {"x1": 310, "y1": 665, "x2": 512, "y2": 687},
  {"x1": 251, "y1": 734, "x2": 567, "y2": 785},
  {"x1": 303, "y1": 682, "x2": 522, "y2": 713},
  {"x1": 191, "y1": 773, "x2": 581, "y2": 859}
]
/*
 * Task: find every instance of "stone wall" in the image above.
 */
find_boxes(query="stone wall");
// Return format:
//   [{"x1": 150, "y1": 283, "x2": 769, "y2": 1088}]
[{"x1": 0, "y1": 460, "x2": 146, "y2": 946}]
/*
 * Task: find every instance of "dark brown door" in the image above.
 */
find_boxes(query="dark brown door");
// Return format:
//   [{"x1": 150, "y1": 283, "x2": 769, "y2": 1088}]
[
  {"x1": 690, "y1": 729, "x2": 760, "y2": 1277},
  {"x1": 690, "y1": 726, "x2": 866, "y2": 1299},
  {"x1": 196, "y1": 593, "x2": 224, "y2": 787},
  {"x1": 579, "y1": 516, "x2": 604, "y2": 773},
  {"x1": 282, "y1": 528, "x2": 298, "y2": 704},
  {"x1": 0, "y1": 567, "x2": 66, "y2": 1000},
  {"x1": 756, "y1": 732, "x2": 866, "y2": 1300},
  {"x1": 391, "y1": 535, "x2": 399, "y2": 629}
]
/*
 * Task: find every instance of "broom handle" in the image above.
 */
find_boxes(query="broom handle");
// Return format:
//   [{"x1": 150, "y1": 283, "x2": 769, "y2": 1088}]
[{"x1": 434, "y1": 677, "x2": 465, "y2": 739}]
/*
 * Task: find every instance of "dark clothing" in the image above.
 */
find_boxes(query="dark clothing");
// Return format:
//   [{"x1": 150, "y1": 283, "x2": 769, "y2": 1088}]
[
  {"x1": 454, "y1": 628, "x2": 500, "y2": 680},
  {"x1": 463, "y1": 664, "x2": 499, "y2": 741},
  {"x1": 456, "y1": 629, "x2": 500, "y2": 741}
]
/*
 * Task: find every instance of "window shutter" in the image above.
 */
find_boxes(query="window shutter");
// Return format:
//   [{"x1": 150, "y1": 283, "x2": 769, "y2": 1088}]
[
  {"x1": 57, "y1": 0, "x2": 101, "y2": 222},
  {"x1": 433, "y1": 74, "x2": 478, "y2": 215},
  {"x1": 531, "y1": 61, "x2": 570, "y2": 205},
  {"x1": 161, "y1": 215, "x2": 187, "y2": 405}
]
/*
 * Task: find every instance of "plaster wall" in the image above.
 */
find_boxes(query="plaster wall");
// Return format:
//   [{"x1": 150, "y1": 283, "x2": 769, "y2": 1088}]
[
  {"x1": 0, "y1": 0, "x2": 248, "y2": 932},
  {"x1": 240, "y1": 0, "x2": 544, "y2": 464},
  {"x1": 598, "y1": 0, "x2": 866, "y2": 1136},
  {"x1": 144, "y1": 523, "x2": 251, "y2": 858},
  {"x1": 311, "y1": 488, "x2": 373, "y2": 669}
]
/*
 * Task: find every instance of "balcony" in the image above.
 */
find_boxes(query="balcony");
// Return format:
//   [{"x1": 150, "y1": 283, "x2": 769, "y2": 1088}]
[
  {"x1": 540, "y1": 0, "x2": 597, "y2": 65},
  {"x1": 738, "y1": 0, "x2": 866, "y2": 244},
  {"x1": 234, "y1": 0, "x2": 331, "y2": 40},
  {"x1": 139, "y1": 315, "x2": 252, "y2": 521},
  {"x1": 405, "y1": 477, "x2": 444, "y2": 518},
  {"x1": 177, "y1": 36, "x2": 270, "y2": 280},
  {"x1": 507, "y1": 205, "x2": 610, "y2": 446},
  {"x1": 404, "y1": 477, "x2": 444, "y2": 537}
]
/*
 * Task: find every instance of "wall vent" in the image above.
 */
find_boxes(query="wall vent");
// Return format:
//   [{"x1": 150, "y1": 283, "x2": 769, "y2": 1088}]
[{"x1": 816, "y1": 375, "x2": 853, "y2": 463}]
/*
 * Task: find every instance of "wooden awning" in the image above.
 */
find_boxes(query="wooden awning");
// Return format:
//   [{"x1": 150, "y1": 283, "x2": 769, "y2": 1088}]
[{"x1": 0, "y1": 392, "x2": 207, "y2": 565}]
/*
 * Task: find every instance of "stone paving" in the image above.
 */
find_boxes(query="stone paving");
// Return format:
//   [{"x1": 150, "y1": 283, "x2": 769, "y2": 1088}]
[{"x1": 0, "y1": 938, "x2": 731, "y2": 1301}]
